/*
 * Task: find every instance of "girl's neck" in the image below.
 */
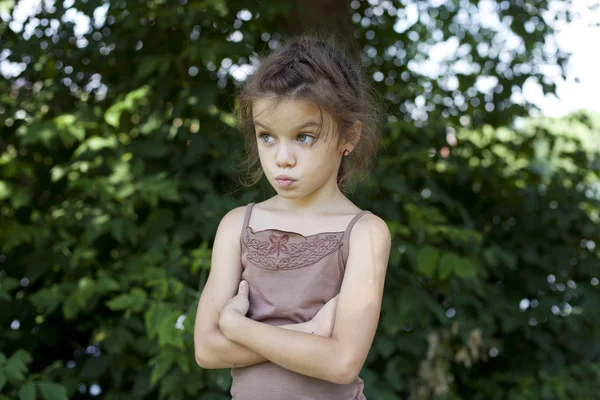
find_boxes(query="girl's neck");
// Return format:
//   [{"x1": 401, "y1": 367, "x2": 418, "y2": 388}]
[{"x1": 267, "y1": 191, "x2": 354, "y2": 214}]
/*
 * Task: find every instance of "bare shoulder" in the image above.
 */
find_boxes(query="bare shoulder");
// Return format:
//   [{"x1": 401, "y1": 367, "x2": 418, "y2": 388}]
[
  {"x1": 354, "y1": 213, "x2": 391, "y2": 240},
  {"x1": 350, "y1": 214, "x2": 392, "y2": 255},
  {"x1": 218, "y1": 204, "x2": 248, "y2": 233}
]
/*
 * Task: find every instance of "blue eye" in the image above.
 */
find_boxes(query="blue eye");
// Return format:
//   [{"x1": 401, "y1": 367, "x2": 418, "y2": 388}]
[
  {"x1": 298, "y1": 134, "x2": 314, "y2": 144},
  {"x1": 259, "y1": 133, "x2": 274, "y2": 143}
]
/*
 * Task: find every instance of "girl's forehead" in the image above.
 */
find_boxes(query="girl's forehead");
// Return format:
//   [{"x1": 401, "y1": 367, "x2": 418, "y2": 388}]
[{"x1": 252, "y1": 97, "x2": 323, "y2": 121}]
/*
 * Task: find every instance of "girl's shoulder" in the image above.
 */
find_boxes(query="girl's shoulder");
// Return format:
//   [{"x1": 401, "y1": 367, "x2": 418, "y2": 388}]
[
  {"x1": 351, "y1": 212, "x2": 389, "y2": 235},
  {"x1": 218, "y1": 204, "x2": 249, "y2": 235}
]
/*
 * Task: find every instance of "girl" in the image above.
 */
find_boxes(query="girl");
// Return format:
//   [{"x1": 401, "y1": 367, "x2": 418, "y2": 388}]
[{"x1": 193, "y1": 36, "x2": 391, "y2": 400}]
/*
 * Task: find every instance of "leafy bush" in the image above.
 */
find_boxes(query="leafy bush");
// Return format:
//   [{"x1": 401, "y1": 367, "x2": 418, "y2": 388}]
[{"x1": 2, "y1": 1, "x2": 598, "y2": 399}]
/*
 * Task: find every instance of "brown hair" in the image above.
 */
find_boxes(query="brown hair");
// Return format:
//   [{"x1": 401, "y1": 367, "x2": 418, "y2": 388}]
[{"x1": 233, "y1": 34, "x2": 382, "y2": 194}]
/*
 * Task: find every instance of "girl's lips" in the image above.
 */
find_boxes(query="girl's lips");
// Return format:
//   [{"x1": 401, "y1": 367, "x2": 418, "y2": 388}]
[{"x1": 276, "y1": 179, "x2": 295, "y2": 188}]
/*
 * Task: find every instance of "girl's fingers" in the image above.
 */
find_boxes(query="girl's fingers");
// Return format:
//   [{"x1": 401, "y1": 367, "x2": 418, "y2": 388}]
[{"x1": 238, "y1": 280, "x2": 249, "y2": 296}]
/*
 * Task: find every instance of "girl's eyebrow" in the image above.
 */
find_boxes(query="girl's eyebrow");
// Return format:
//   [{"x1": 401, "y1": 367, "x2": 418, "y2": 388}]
[{"x1": 254, "y1": 121, "x2": 320, "y2": 131}]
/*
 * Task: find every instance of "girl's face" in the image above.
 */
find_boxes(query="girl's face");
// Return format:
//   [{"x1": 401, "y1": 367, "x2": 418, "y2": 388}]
[{"x1": 252, "y1": 97, "x2": 347, "y2": 200}]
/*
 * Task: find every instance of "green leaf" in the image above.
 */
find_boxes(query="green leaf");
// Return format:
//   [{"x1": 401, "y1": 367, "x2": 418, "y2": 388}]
[
  {"x1": 384, "y1": 356, "x2": 404, "y2": 391},
  {"x1": 380, "y1": 308, "x2": 402, "y2": 336},
  {"x1": 62, "y1": 278, "x2": 96, "y2": 320},
  {"x1": 483, "y1": 247, "x2": 498, "y2": 267},
  {"x1": 189, "y1": 243, "x2": 212, "y2": 274},
  {"x1": 62, "y1": 293, "x2": 83, "y2": 320},
  {"x1": 195, "y1": 84, "x2": 217, "y2": 113},
  {"x1": 0, "y1": 181, "x2": 10, "y2": 200},
  {"x1": 20, "y1": 122, "x2": 55, "y2": 147},
  {"x1": 132, "y1": 370, "x2": 151, "y2": 397},
  {"x1": 103, "y1": 327, "x2": 134, "y2": 353},
  {"x1": 147, "y1": 279, "x2": 169, "y2": 299},
  {"x1": 158, "y1": 370, "x2": 186, "y2": 400},
  {"x1": 495, "y1": 247, "x2": 518, "y2": 270},
  {"x1": 0, "y1": 372, "x2": 6, "y2": 391},
  {"x1": 5, "y1": 350, "x2": 32, "y2": 382},
  {"x1": 438, "y1": 255, "x2": 454, "y2": 280},
  {"x1": 135, "y1": 57, "x2": 162, "y2": 81},
  {"x1": 73, "y1": 136, "x2": 118, "y2": 158},
  {"x1": 0, "y1": 277, "x2": 20, "y2": 301},
  {"x1": 104, "y1": 86, "x2": 151, "y2": 128},
  {"x1": 0, "y1": 0, "x2": 16, "y2": 14},
  {"x1": 18, "y1": 382, "x2": 36, "y2": 400},
  {"x1": 157, "y1": 310, "x2": 185, "y2": 349},
  {"x1": 139, "y1": 114, "x2": 162, "y2": 135},
  {"x1": 29, "y1": 287, "x2": 64, "y2": 314},
  {"x1": 158, "y1": 58, "x2": 171, "y2": 77},
  {"x1": 109, "y1": 219, "x2": 126, "y2": 243},
  {"x1": 81, "y1": 355, "x2": 109, "y2": 379},
  {"x1": 145, "y1": 302, "x2": 171, "y2": 339},
  {"x1": 416, "y1": 245, "x2": 439, "y2": 278},
  {"x1": 375, "y1": 335, "x2": 396, "y2": 358},
  {"x1": 106, "y1": 288, "x2": 147, "y2": 312},
  {"x1": 149, "y1": 351, "x2": 175, "y2": 387},
  {"x1": 0, "y1": 277, "x2": 20, "y2": 291},
  {"x1": 127, "y1": 140, "x2": 170, "y2": 159},
  {"x1": 174, "y1": 349, "x2": 190, "y2": 373},
  {"x1": 439, "y1": 252, "x2": 459, "y2": 279},
  {"x1": 37, "y1": 382, "x2": 67, "y2": 400},
  {"x1": 96, "y1": 276, "x2": 120, "y2": 293},
  {"x1": 203, "y1": 369, "x2": 231, "y2": 392},
  {"x1": 454, "y1": 256, "x2": 478, "y2": 278}
]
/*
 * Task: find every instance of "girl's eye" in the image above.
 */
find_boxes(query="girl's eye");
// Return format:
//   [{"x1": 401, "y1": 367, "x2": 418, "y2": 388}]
[
  {"x1": 298, "y1": 134, "x2": 314, "y2": 144},
  {"x1": 259, "y1": 133, "x2": 274, "y2": 143}
]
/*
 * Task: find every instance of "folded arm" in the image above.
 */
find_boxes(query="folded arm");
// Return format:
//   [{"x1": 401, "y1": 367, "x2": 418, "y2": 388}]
[
  {"x1": 219, "y1": 214, "x2": 391, "y2": 384},
  {"x1": 193, "y1": 206, "x2": 336, "y2": 369},
  {"x1": 195, "y1": 315, "x2": 315, "y2": 369},
  {"x1": 193, "y1": 206, "x2": 273, "y2": 369}
]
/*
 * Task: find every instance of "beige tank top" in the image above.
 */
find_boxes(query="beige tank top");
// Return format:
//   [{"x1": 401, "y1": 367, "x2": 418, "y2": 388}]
[{"x1": 230, "y1": 202, "x2": 371, "y2": 400}]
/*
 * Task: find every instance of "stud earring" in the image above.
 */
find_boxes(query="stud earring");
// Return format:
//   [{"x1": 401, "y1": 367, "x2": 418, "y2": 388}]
[{"x1": 343, "y1": 149, "x2": 350, "y2": 156}]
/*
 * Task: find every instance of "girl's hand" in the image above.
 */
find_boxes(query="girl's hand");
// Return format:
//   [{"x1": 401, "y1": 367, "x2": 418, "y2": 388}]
[
  {"x1": 219, "y1": 281, "x2": 250, "y2": 337},
  {"x1": 309, "y1": 294, "x2": 339, "y2": 337}
]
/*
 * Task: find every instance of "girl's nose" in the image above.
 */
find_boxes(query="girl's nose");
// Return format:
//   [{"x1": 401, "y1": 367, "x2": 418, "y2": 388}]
[{"x1": 275, "y1": 144, "x2": 296, "y2": 168}]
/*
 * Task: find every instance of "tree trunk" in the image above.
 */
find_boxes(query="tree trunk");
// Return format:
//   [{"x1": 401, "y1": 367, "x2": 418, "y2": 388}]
[{"x1": 279, "y1": 0, "x2": 360, "y2": 61}]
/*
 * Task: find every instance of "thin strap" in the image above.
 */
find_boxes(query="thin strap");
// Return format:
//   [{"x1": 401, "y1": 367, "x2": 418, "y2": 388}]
[
  {"x1": 342, "y1": 210, "x2": 373, "y2": 266},
  {"x1": 240, "y1": 202, "x2": 255, "y2": 248}
]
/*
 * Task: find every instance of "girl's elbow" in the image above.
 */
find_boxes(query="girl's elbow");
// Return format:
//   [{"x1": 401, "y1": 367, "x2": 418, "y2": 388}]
[
  {"x1": 195, "y1": 348, "x2": 220, "y2": 369},
  {"x1": 194, "y1": 347, "x2": 211, "y2": 369},
  {"x1": 194, "y1": 336, "x2": 217, "y2": 369},
  {"x1": 327, "y1": 370, "x2": 358, "y2": 385},
  {"x1": 329, "y1": 358, "x2": 361, "y2": 385},
  {"x1": 334, "y1": 366, "x2": 359, "y2": 385},
  {"x1": 328, "y1": 374, "x2": 356, "y2": 385}
]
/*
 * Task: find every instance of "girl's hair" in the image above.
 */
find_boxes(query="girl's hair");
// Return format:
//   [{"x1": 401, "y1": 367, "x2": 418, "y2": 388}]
[{"x1": 234, "y1": 34, "x2": 382, "y2": 194}]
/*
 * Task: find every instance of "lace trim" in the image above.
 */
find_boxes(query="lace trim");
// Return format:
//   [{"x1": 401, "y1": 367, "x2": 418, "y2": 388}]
[{"x1": 242, "y1": 231, "x2": 343, "y2": 270}]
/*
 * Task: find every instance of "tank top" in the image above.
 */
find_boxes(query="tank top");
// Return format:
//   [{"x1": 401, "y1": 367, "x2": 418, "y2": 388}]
[{"x1": 230, "y1": 202, "x2": 372, "y2": 400}]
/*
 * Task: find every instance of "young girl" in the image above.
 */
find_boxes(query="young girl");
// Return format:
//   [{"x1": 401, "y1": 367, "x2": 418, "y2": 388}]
[{"x1": 193, "y1": 36, "x2": 392, "y2": 400}]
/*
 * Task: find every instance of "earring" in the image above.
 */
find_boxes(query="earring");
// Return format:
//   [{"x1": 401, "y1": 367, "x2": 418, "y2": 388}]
[{"x1": 343, "y1": 150, "x2": 350, "y2": 156}]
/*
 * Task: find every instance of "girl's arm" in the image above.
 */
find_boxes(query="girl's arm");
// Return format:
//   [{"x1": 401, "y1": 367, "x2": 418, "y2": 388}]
[
  {"x1": 219, "y1": 214, "x2": 391, "y2": 384},
  {"x1": 195, "y1": 316, "x2": 318, "y2": 369},
  {"x1": 193, "y1": 206, "x2": 262, "y2": 369},
  {"x1": 193, "y1": 207, "x2": 334, "y2": 370}
]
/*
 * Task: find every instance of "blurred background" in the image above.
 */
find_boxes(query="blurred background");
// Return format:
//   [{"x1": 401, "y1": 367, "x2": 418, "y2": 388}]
[{"x1": 1, "y1": 0, "x2": 599, "y2": 399}]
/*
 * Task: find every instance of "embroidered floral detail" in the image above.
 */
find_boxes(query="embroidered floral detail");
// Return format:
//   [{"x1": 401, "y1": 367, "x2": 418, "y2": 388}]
[
  {"x1": 243, "y1": 231, "x2": 343, "y2": 270},
  {"x1": 268, "y1": 233, "x2": 289, "y2": 257}
]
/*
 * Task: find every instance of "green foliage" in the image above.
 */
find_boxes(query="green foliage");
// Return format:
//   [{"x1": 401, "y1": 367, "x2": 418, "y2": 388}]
[
  {"x1": 0, "y1": 350, "x2": 67, "y2": 400},
  {"x1": 1, "y1": 0, "x2": 599, "y2": 399}
]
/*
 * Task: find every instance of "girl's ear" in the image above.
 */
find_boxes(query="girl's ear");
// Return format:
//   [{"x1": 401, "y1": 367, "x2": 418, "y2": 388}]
[{"x1": 342, "y1": 121, "x2": 362, "y2": 154}]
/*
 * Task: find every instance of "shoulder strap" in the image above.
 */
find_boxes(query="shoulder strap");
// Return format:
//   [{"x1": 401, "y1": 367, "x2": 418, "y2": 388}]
[
  {"x1": 342, "y1": 210, "x2": 373, "y2": 266},
  {"x1": 240, "y1": 202, "x2": 255, "y2": 248}
]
